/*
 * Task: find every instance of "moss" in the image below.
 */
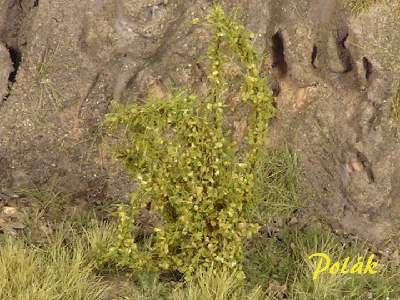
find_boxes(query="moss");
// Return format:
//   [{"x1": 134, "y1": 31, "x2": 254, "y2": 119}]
[
  {"x1": 348, "y1": 0, "x2": 382, "y2": 14},
  {"x1": 349, "y1": 0, "x2": 400, "y2": 16}
]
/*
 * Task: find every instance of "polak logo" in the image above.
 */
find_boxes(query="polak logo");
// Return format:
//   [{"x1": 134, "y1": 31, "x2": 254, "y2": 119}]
[{"x1": 308, "y1": 252, "x2": 380, "y2": 280}]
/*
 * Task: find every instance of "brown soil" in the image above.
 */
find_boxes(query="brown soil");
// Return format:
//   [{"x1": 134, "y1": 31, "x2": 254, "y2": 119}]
[{"x1": 0, "y1": 0, "x2": 399, "y2": 246}]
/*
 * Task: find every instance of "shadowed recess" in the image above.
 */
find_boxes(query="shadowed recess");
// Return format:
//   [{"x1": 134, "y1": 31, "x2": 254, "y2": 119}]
[
  {"x1": 362, "y1": 57, "x2": 373, "y2": 80},
  {"x1": 311, "y1": 45, "x2": 318, "y2": 68},
  {"x1": 271, "y1": 31, "x2": 288, "y2": 76},
  {"x1": 6, "y1": 46, "x2": 22, "y2": 83},
  {"x1": 336, "y1": 27, "x2": 353, "y2": 73}
]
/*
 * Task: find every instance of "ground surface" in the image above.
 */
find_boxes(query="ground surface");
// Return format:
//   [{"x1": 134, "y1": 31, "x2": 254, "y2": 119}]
[{"x1": 0, "y1": 0, "x2": 399, "y2": 264}]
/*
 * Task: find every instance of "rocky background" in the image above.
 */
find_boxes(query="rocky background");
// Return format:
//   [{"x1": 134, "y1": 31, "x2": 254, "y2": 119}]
[{"x1": 0, "y1": 0, "x2": 399, "y2": 244}]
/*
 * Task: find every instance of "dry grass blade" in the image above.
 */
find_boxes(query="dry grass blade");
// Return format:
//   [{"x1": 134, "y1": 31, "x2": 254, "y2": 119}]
[
  {"x1": 0, "y1": 222, "x2": 114, "y2": 300},
  {"x1": 392, "y1": 85, "x2": 400, "y2": 123}
]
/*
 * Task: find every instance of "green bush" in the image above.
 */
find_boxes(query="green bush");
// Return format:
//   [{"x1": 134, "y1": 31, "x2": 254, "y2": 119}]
[{"x1": 103, "y1": 5, "x2": 275, "y2": 280}]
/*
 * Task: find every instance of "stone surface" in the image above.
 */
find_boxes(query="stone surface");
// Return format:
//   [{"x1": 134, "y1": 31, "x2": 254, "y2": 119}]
[
  {"x1": 0, "y1": 42, "x2": 12, "y2": 100},
  {"x1": 0, "y1": 0, "x2": 399, "y2": 243},
  {"x1": 268, "y1": 0, "x2": 400, "y2": 243}
]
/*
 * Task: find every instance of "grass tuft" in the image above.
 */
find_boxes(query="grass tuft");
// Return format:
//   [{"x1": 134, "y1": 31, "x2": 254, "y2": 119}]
[
  {"x1": 0, "y1": 222, "x2": 115, "y2": 300},
  {"x1": 392, "y1": 84, "x2": 400, "y2": 123},
  {"x1": 348, "y1": 0, "x2": 400, "y2": 17},
  {"x1": 244, "y1": 223, "x2": 400, "y2": 299},
  {"x1": 252, "y1": 147, "x2": 301, "y2": 224},
  {"x1": 170, "y1": 268, "x2": 265, "y2": 300},
  {"x1": 348, "y1": 0, "x2": 382, "y2": 14}
]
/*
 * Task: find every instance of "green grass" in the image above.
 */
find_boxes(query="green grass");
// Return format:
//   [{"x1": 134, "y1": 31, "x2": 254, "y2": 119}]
[
  {"x1": 1, "y1": 193, "x2": 399, "y2": 299},
  {"x1": 119, "y1": 222, "x2": 400, "y2": 299},
  {"x1": 0, "y1": 222, "x2": 114, "y2": 300},
  {"x1": 170, "y1": 268, "x2": 265, "y2": 300},
  {"x1": 252, "y1": 147, "x2": 301, "y2": 224},
  {"x1": 244, "y1": 223, "x2": 400, "y2": 299},
  {"x1": 19, "y1": 190, "x2": 99, "y2": 245}
]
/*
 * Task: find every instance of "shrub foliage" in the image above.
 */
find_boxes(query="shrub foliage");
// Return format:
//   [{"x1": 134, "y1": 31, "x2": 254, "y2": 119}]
[{"x1": 104, "y1": 6, "x2": 275, "y2": 280}]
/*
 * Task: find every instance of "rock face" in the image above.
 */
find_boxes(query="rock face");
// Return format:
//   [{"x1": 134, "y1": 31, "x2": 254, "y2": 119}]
[
  {"x1": 267, "y1": 0, "x2": 400, "y2": 243},
  {"x1": 0, "y1": 43, "x2": 13, "y2": 100},
  {"x1": 0, "y1": 0, "x2": 399, "y2": 243}
]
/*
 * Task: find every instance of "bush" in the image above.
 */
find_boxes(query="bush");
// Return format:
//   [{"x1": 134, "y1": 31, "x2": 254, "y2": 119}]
[{"x1": 104, "y1": 5, "x2": 275, "y2": 280}]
